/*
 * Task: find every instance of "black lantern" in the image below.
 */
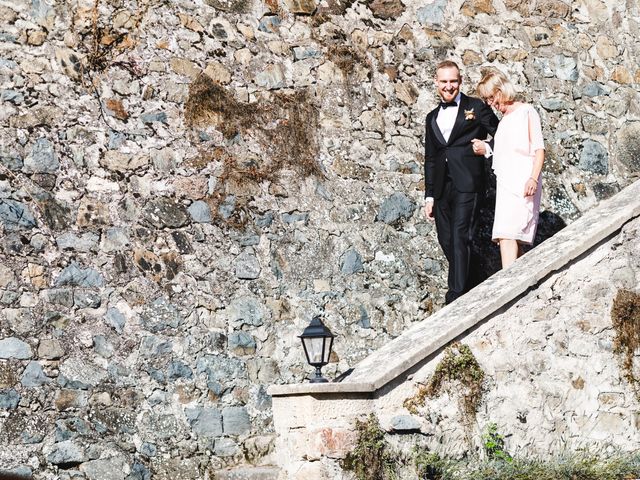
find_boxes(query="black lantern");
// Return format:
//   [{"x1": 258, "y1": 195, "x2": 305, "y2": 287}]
[{"x1": 299, "y1": 316, "x2": 335, "y2": 383}]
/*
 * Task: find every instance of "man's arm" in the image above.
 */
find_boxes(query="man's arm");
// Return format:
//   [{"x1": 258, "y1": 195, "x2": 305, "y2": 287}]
[
  {"x1": 424, "y1": 117, "x2": 435, "y2": 198},
  {"x1": 469, "y1": 101, "x2": 499, "y2": 157},
  {"x1": 471, "y1": 138, "x2": 493, "y2": 157},
  {"x1": 424, "y1": 115, "x2": 436, "y2": 220},
  {"x1": 477, "y1": 99, "x2": 499, "y2": 136}
]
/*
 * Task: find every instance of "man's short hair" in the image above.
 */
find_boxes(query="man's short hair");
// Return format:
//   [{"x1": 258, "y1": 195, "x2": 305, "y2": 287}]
[{"x1": 435, "y1": 60, "x2": 461, "y2": 78}]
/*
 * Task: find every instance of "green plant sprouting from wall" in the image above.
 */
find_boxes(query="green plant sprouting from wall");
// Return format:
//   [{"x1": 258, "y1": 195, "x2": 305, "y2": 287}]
[
  {"x1": 414, "y1": 449, "x2": 448, "y2": 480},
  {"x1": 340, "y1": 414, "x2": 398, "y2": 480},
  {"x1": 611, "y1": 288, "x2": 640, "y2": 401},
  {"x1": 341, "y1": 416, "x2": 640, "y2": 480},
  {"x1": 482, "y1": 423, "x2": 512, "y2": 462},
  {"x1": 403, "y1": 342, "x2": 485, "y2": 423}
]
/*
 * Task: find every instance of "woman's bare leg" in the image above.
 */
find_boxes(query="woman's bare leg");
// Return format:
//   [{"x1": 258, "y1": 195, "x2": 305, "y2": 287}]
[{"x1": 499, "y1": 239, "x2": 519, "y2": 269}]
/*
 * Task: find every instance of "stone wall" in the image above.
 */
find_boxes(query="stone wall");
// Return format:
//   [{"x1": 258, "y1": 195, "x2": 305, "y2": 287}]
[
  {"x1": 271, "y1": 212, "x2": 640, "y2": 479},
  {"x1": 388, "y1": 214, "x2": 640, "y2": 459},
  {"x1": 1, "y1": 0, "x2": 640, "y2": 477}
]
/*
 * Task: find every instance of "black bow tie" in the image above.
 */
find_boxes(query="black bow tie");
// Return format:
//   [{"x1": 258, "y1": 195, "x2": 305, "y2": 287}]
[{"x1": 440, "y1": 101, "x2": 458, "y2": 109}]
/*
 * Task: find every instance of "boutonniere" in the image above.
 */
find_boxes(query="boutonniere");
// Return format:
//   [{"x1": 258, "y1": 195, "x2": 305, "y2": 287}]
[{"x1": 464, "y1": 108, "x2": 475, "y2": 120}]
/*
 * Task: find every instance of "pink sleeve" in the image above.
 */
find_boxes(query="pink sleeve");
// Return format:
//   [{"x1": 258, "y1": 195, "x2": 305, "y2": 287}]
[{"x1": 528, "y1": 107, "x2": 544, "y2": 152}]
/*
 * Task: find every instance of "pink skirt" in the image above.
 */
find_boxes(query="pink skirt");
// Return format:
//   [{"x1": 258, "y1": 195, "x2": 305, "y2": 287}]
[{"x1": 491, "y1": 181, "x2": 542, "y2": 245}]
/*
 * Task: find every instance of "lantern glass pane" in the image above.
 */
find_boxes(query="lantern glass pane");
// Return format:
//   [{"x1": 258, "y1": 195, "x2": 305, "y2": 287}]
[
  {"x1": 322, "y1": 337, "x2": 333, "y2": 363},
  {"x1": 304, "y1": 336, "x2": 325, "y2": 364}
]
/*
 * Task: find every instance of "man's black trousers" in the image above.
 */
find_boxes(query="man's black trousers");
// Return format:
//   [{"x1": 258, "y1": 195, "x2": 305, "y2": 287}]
[{"x1": 434, "y1": 179, "x2": 482, "y2": 304}]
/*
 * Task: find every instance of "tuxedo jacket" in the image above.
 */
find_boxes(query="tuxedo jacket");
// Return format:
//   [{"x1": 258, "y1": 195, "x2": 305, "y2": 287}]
[{"x1": 424, "y1": 93, "x2": 499, "y2": 200}]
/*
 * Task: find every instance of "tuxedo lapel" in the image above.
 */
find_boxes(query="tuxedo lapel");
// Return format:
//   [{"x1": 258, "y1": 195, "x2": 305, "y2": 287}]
[
  {"x1": 447, "y1": 93, "x2": 468, "y2": 145},
  {"x1": 430, "y1": 112, "x2": 447, "y2": 145}
]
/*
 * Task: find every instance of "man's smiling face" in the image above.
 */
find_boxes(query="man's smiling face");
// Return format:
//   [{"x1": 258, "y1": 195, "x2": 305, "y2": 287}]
[{"x1": 435, "y1": 66, "x2": 461, "y2": 103}]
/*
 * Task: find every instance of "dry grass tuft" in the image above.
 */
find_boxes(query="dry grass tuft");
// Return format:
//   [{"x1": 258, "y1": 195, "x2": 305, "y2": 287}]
[
  {"x1": 82, "y1": 0, "x2": 147, "y2": 78},
  {"x1": 611, "y1": 289, "x2": 640, "y2": 400},
  {"x1": 327, "y1": 44, "x2": 362, "y2": 77},
  {"x1": 404, "y1": 342, "x2": 485, "y2": 423},
  {"x1": 184, "y1": 74, "x2": 322, "y2": 226},
  {"x1": 185, "y1": 74, "x2": 321, "y2": 178},
  {"x1": 311, "y1": 0, "x2": 356, "y2": 25}
]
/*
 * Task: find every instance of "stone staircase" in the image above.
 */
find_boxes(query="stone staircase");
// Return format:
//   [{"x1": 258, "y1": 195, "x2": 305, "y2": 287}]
[{"x1": 268, "y1": 178, "x2": 640, "y2": 479}]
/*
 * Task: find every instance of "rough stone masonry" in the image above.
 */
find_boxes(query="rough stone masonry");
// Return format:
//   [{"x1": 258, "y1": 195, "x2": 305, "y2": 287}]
[{"x1": 0, "y1": 0, "x2": 639, "y2": 477}]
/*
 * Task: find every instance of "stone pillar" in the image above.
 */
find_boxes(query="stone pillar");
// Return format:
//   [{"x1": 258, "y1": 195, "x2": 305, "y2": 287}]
[{"x1": 270, "y1": 388, "x2": 373, "y2": 479}]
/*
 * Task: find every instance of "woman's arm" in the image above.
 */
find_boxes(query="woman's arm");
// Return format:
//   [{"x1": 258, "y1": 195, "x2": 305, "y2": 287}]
[
  {"x1": 524, "y1": 108, "x2": 545, "y2": 197},
  {"x1": 524, "y1": 148, "x2": 544, "y2": 197}
]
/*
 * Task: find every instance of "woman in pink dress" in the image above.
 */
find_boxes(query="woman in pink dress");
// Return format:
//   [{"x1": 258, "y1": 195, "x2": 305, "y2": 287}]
[{"x1": 475, "y1": 69, "x2": 545, "y2": 269}]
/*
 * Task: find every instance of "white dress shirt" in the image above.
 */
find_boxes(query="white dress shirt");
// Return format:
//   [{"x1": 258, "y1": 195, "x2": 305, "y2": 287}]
[{"x1": 436, "y1": 92, "x2": 462, "y2": 143}]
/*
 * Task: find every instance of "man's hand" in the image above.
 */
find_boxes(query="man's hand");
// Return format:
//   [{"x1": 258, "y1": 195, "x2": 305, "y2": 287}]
[
  {"x1": 424, "y1": 201, "x2": 434, "y2": 220},
  {"x1": 471, "y1": 138, "x2": 486, "y2": 156}
]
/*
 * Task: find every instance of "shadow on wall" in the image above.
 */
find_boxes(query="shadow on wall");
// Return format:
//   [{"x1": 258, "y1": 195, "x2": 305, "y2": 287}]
[{"x1": 469, "y1": 184, "x2": 568, "y2": 289}]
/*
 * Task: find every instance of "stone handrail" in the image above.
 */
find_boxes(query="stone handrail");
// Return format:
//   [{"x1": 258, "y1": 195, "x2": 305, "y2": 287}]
[{"x1": 269, "y1": 179, "x2": 640, "y2": 397}]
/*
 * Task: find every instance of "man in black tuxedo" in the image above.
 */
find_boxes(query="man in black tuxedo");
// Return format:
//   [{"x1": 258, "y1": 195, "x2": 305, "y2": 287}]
[{"x1": 424, "y1": 61, "x2": 499, "y2": 304}]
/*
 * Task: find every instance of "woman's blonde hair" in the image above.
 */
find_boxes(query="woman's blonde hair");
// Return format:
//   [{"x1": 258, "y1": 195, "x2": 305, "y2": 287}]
[{"x1": 476, "y1": 69, "x2": 517, "y2": 103}]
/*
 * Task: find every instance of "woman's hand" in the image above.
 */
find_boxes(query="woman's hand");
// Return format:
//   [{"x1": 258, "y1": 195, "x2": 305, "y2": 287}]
[{"x1": 524, "y1": 177, "x2": 538, "y2": 197}]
